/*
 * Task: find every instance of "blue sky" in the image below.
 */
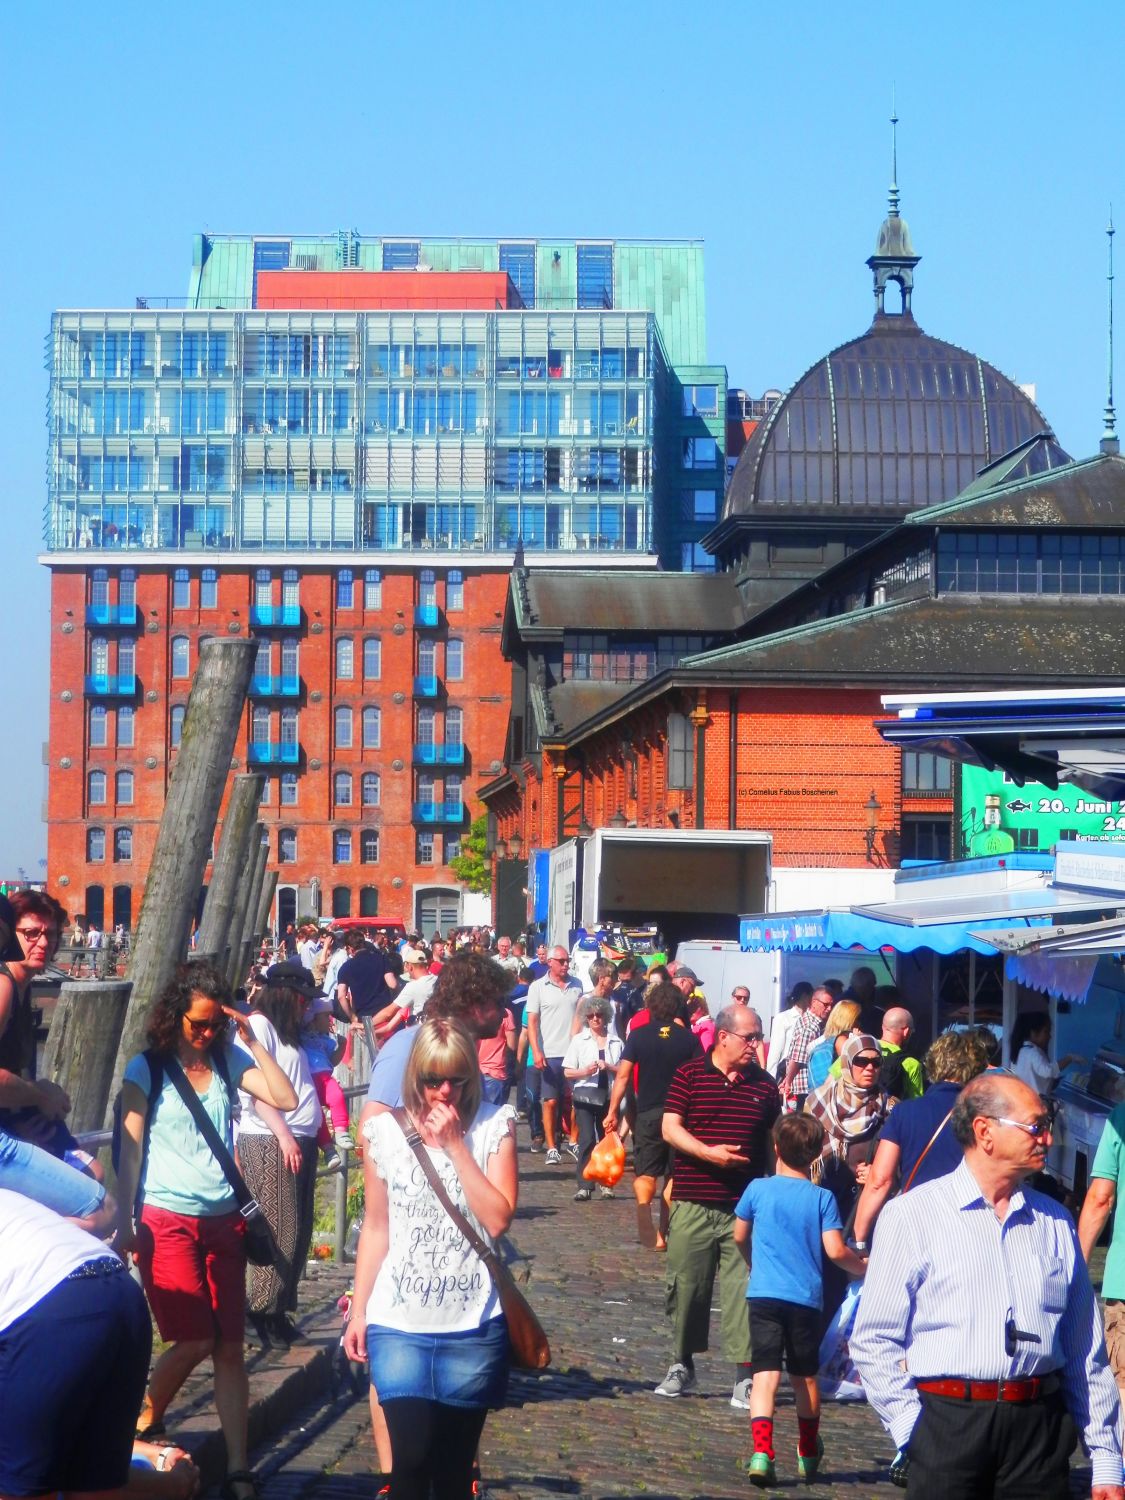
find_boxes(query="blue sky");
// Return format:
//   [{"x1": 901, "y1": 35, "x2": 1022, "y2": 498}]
[{"x1": 3, "y1": 1, "x2": 1123, "y2": 873}]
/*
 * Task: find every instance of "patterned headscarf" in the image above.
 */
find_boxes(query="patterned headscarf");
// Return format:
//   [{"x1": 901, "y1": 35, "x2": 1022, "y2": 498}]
[{"x1": 805, "y1": 1032, "x2": 895, "y2": 1158}]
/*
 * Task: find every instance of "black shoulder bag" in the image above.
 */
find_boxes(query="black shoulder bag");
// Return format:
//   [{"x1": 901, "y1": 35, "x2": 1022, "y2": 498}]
[{"x1": 163, "y1": 1054, "x2": 283, "y2": 1270}]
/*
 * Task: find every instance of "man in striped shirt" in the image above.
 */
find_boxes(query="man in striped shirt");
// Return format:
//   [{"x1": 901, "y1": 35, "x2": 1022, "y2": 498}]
[
  {"x1": 654, "y1": 1006, "x2": 781, "y2": 1407},
  {"x1": 851, "y1": 1072, "x2": 1123, "y2": 1499},
  {"x1": 781, "y1": 987, "x2": 833, "y2": 1110}
]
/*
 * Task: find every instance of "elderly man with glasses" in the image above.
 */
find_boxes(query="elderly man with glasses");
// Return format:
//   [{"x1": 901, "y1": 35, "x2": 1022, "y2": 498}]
[
  {"x1": 852, "y1": 1072, "x2": 1123, "y2": 1499},
  {"x1": 654, "y1": 1005, "x2": 780, "y2": 1407},
  {"x1": 525, "y1": 946, "x2": 584, "y2": 1166}
]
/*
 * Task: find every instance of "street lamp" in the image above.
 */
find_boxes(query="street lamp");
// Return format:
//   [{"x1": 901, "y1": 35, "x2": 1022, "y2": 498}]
[
  {"x1": 609, "y1": 809, "x2": 627, "y2": 828},
  {"x1": 576, "y1": 818, "x2": 594, "y2": 839},
  {"x1": 864, "y1": 791, "x2": 881, "y2": 860},
  {"x1": 508, "y1": 832, "x2": 523, "y2": 859},
  {"x1": 493, "y1": 837, "x2": 507, "y2": 860}
]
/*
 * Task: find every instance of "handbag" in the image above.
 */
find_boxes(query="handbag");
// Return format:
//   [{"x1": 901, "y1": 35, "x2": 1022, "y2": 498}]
[
  {"x1": 392, "y1": 1108, "x2": 550, "y2": 1370},
  {"x1": 163, "y1": 1055, "x2": 284, "y2": 1270}
]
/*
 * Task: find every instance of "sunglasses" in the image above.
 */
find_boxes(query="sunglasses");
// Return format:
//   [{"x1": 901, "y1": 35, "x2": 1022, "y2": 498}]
[
  {"x1": 853, "y1": 1056, "x2": 882, "y2": 1068},
  {"x1": 989, "y1": 1115, "x2": 1052, "y2": 1139},
  {"x1": 185, "y1": 1015, "x2": 229, "y2": 1037},
  {"x1": 419, "y1": 1074, "x2": 468, "y2": 1089}
]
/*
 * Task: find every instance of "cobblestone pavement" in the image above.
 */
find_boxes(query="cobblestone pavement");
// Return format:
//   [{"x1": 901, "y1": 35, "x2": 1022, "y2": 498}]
[{"x1": 247, "y1": 1122, "x2": 1097, "y2": 1499}]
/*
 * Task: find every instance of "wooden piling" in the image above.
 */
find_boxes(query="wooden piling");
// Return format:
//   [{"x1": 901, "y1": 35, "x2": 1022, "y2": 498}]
[
  {"x1": 107, "y1": 637, "x2": 257, "y2": 1115},
  {"x1": 42, "y1": 979, "x2": 132, "y2": 1136},
  {"x1": 229, "y1": 832, "x2": 269, "y2": 987},
  {"x1": 196, "y1": 773, "x2": 264, "y2": 975}
]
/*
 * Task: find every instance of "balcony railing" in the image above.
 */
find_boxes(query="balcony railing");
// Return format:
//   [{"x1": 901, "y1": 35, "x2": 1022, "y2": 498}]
[
  {"x1": 412, "y1": 801, "x2": 466, "y2": 824},
  {"x1": 248, "y1": 740, "x2": 300, "y2": 765},
  {"x1": 249, "y1": 674, "x2": 301, "y2": 699},
  {"x1": 85, "y1": 603, "x2": 139, "y2": 628},
  {"x1": 414, "y1": 603, "x2": 441, "y2": 628},
  {"x1": 249, "y1": 604, "x2": 302, "y2": 629},
  {"x1": 413, "y1": 674, "x2": 440, "y2": 698},
  {"x1": 84, "y1": 673, "x2": 137, "y2": 697},
  {"x1": 412, "y1": 743, "x2": 466, "y2": 767}
]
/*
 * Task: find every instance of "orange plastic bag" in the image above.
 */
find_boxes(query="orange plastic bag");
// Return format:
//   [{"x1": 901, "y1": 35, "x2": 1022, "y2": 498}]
[{"x1": 583, "y1": 1130, "x2": 625, "y2": 1186}]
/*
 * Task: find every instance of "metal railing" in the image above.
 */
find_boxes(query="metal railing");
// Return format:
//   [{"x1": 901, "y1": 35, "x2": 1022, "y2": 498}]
[{"x1": 76, "y1": 1083, "x2": 368, "y2": 1264}]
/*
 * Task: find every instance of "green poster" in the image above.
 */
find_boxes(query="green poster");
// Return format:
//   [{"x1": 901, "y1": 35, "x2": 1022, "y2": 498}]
[{"x1": 959, "y1": 764, "x2": 1125, "y2": 858}]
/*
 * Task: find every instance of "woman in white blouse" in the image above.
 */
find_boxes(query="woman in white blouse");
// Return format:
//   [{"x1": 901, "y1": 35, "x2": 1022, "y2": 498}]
[
  {"x1": 344, "y1": 1017, "x2": 517, "y2": 1500},
  {"x1": 1011, "y1": 1010, "x2": 1084, "y2": 1100}
]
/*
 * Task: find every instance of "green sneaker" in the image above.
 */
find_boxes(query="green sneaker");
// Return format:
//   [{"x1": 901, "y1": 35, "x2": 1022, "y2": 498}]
[
  {"x1": 796, "y1": 1436, "x2": 824, "y2": 1482},
  {"x1": 745, "y1": 1452, "x2": 776, "y2": 1488}
]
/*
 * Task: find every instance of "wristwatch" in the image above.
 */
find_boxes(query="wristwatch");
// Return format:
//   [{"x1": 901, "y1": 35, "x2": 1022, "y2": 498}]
[{"x1": 851, "y1": 1239, "x2": 869, "y2": 1252}]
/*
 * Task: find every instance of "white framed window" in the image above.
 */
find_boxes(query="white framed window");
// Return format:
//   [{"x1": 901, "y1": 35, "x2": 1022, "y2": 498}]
[
  {"x1": 280, "y1": 772, "x2": 299, "y2": 806},
  {"x1": 114, "y1": 827, "x2": 133, "y2": 862},
  {"x1": 363, "y1": 706, "x2": 381, "y2": 748},
  {"x1": 364, "y1": 569, "x2": 382, "y2": 609},
  {"x1": 171, "y1": 635, "x2": 190, "y2": 678},
  {"x1": 279, "y1": 827, "x2": 297, "y2": 862},
  {"x1": 170, "y1": 704, "x2": 185, "y2": 748},
  {"x1": 361, "y1": 772, "x2": 381, "y2": 807},
  {"x1": 117, "y1": 706, "x2": 135, "y2": 748},
  {"x1": 201, "y1": 567, "x2": 218, "y2": 608},
  {"x1": 337, "y1": 568, "x2": 354, "y2": 609},
  {"x1": 335, "y1": 771, "x2": 353, "y2": 806},
  {"x1": 333, "y1": 829, "x2": 352, "y2": 863},
  {"x1": 87, "y1": 827, "x2": 106, "y2": 862},
  {"x1": 88, "y1": 769, "x2": 107, "y2": 805},
  {"x1": 447, "y1": 570, "x2": 464, "y2": 611},
  {"x1": 364, "y1": 637, "x2": 381, "y2": 679},
  {"x1": 446, "y1": 639, "x2": 464, "y2": 680},
  {"x1": 335, "y1": 706, "x2": 353, "y2": 749},
  {"x1": 172, "y1": 567, "x2": 191, "y2": 608},
  {"x1": 361, "y1": 829, "x2": 380, "y2": 864},
  {"x1": 445, "y1": 706, "x2": 463, "y2": 746},
  {"x1": 89, "y1": 705, "x2": 108, "y2": 748},
  {"x1": 416, "y1": 831, "x2": 435, "y2": 865},
  {"x1": 116, "y1": 769, "x2": 134, "y2": 805},
  {"x1": 336, "y1": 636, "x2": 354, "y2": 680}
]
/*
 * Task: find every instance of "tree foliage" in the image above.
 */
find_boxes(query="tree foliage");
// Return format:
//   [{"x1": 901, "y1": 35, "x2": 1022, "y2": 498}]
[{"x1": 449, "y1": 812, "x2": 491, "y2": 894}]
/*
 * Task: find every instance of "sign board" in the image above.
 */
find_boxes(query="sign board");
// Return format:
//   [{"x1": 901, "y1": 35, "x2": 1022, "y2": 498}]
[
  {"x1": 958, "y1": 764, "x2": 1125, "y2": 858},
  {"x1": 547, "y1": 840, "x2": 578, "y2": 950},
  {"x1": 1054, "y1": 839, "x2": 1125, "y2": 896}
]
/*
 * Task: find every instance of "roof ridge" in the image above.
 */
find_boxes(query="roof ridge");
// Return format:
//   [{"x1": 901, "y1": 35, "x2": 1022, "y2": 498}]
[
  {"x1": 906, "y1": 450, "x2": 1117, "y2": 522},
  {"x1": 679, "y1": 596, "x2": 917, "y2": 665}
]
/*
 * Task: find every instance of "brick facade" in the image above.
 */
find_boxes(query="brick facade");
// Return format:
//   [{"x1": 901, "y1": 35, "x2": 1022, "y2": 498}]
[{"x1": 47, "y1": 562, "x2": 511, "y2": 931}]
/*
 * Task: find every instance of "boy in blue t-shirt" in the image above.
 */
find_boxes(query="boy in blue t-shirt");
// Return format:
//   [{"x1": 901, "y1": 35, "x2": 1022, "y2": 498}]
[{"x1": 733, "y1": 1113, "x2": 866, "y2": 1488}]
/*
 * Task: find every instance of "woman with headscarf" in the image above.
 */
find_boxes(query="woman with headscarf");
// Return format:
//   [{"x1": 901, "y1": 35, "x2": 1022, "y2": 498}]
[{"x1": 804, "y1": 1032, "x2": 895, "y2": 1329}]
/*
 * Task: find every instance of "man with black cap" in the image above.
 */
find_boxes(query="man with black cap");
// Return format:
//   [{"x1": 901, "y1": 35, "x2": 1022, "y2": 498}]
[{"x1": 336, "y1": 929, "x2": 398, "y2": 1063}]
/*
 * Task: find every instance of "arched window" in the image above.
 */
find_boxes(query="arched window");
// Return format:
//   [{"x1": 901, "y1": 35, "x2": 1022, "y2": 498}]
[
  {"x1": 85, "y1": 885, "x2": 105, "y2": 929},
  {"x1": 332, "y1": 886, "x2": 352, "y2": 918},
  {"x1": 118, "y1": 637, "x2": 136, "y2": 679},
  {"x1": 417, "y1": 773, "x2": 436, "y2": 804},
  {"x1": 280, "y1": 636, "x2": 299, "y2": 678},
  {"x1": 280, "y1": 707, "x2": 298, "y2": 744},
  {"x1": 416, "y1": 707, "x2": 436, "y2": 745},
  {"x1": 90, "y1": 636, "x2": 109, "y2": 676},
  {"x1": 117, "y1": 705, "x2": 135, "y2": 747},
  {"x1": 254, "y1": 568, "x2": 272, "y2": 606},
  {"x1": 89, "y1": 705, "x2": 108, "y2": 748},
  {"x1": 445, "y1": 706, "x2": 463, "y2": 747},
  {"x1": 91, "y1": 568, "x2": 109, "y2": 608},
  {"x1": 173, "y1": 567, "x2": 191, "y2": 608},
  {"x1": 336, "y1": 568, "x2": 354, "y2": 609},
  {"x1": 363, "y1": 637, "x2": 381, "y2": 679},
  {"x1": 361, "y1": 772, "x2": 381, "y2": 807},
  {"x1": 362, "y1": 706, "x2": 381, "y2": 748},
  {"x1": 88, "y1": 769, "x2": 107, "y2": 805},
  {"x1": 114, "y1": 827, "x2": 133, "y2": 862},
  {"x1": 446, "y1": 638, "x2": 464, "y2": 680},
  {"x1": 333, "y1": 829, "x2": 352, "y2": 863},
  {"x1": 170, "y1": 704, "x2": 185, "y2": 748},
  {"x1": 360, "y1": 830, "x2": 380, "y2": 864},
  {"x1": 119, "y1": 569, "x2": 137, "y2": 607},
  {"x1": 359, "y1": 886, "x2": 379, "y2": 917},
  {"x1": 335, "y1": 706, "x2": 353, "y2": 749},
  {"x1": 334, "y1": 771, "x2": 353, "y2": 807},
  {"x1": 282, "y1": 568, "x2": 299, "y2": 607},
  {"x1": 171, "y1": 635, "x2": 190, "y2": 678},
  {"x1": 445, "y1": 773, "x2": 463, "y2": 808},
  {"x1": 116, "y1": 770, "x2": 134, "y2": 805},
  {"x1": 254, "y1": 638, "x2": 272, "y2": 676},
  {"x1": 112, "y1": 884, "x2": 132, "y2": 930},
  {"x1": 280, "y1": 772, "x2": 299, "y2": 806},
  {"x1": 419, "y1": 569, "x2": 437, "y2": 607},
  {"x1": 336, "y1": 636, "x2": 354, "y2": 680},
  {"x1": 279, "y1": 827, "x2": 297, "y2": 863},
  {"x1": 364, "y1": 569, "x2": 382, "y2": 609},
  {"x1": 446, "y1": 569, "x2": 464, "y2": 611},
  {"x1": 418, "y1": 638, "x2": 437, "y2": 677},
  {"x1": 200, "y1": 567, "x2": 218, "y2": 608},
  {"x1": 87, "y1": 827, "x2": 106, "y2": 862},
  {"x1": 251, "y1": 705, "x2": 270, "y2": 742}
]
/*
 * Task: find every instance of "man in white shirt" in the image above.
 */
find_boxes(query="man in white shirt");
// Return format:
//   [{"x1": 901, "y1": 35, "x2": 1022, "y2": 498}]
[
  {"x1": 525, "y1": 946, "x2": 583, "y2": 1166},
  {"x1": 852, "y1": 1071, "x2": 1123, "y2": 1498},
  {"x1": 297, "y1": 923, "x2": 322, "y2": 972},
  {"x1": 493, "y1": 935, "x2": 522, "y2": 976}
]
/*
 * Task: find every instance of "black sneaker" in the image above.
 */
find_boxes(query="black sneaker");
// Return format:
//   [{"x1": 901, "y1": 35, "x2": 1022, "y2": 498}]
[{"x1": 244, "y1": 1314, "x2": 274, "y2": 1349}]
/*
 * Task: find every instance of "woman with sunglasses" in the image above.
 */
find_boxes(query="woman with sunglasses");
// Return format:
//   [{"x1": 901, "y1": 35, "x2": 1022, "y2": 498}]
[
  {"x1": 345, "y1": 1016, "x2": 518, "y2": 1500},
  {"x1": 804, "y1": 1033, "x2": 896, "y2": 1328},
  {"x1": 0, "y1": 891, "x2": 75, "y2": 1143},
  {"x1": 114, "y1": 962, "x2": 298, "y2": 1500}
]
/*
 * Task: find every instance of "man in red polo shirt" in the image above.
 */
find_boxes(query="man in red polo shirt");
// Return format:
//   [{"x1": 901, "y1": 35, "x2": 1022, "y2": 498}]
[{"x1": 655, "y1": 1005, "x2": 781, "y2": 1408}]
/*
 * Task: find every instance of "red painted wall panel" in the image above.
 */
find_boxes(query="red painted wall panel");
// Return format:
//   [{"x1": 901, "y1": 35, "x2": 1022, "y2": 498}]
[{"x1": 255, "y1": 270, "x2": 518, "y2": 311}]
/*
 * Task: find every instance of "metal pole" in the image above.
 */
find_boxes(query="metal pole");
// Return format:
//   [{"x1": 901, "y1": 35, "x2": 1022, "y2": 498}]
[
  {"x1": 197, "y1": 773, "x2": 264, "y2": 976},
  {"x1": 334, "y1": 1151, "x2": 350, "y2": 1263},
  {"x1": 108, "y1": 637, "x2": 257, "y2": 1117}
]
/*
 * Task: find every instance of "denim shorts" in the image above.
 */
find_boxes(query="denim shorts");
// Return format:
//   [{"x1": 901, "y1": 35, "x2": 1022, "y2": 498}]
[{"x1": 367, "y1": 1316, "x2": 509, "y2": 1407}]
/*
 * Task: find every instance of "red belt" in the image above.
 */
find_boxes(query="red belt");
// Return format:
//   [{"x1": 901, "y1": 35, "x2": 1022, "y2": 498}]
[{"x1": 916, "y1": 1375, "x2": 1058, "y2": 1404}]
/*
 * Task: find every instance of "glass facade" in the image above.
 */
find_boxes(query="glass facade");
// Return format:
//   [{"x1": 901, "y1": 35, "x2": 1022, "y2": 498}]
[{"x1": 46, "y1": 307, "x2": 664, "y2": 559}]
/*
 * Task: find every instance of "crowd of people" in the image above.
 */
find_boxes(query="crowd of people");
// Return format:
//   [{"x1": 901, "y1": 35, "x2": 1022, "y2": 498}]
[{"x1": 6, "y1": 896, "x2": 1125, "y2": 1499}]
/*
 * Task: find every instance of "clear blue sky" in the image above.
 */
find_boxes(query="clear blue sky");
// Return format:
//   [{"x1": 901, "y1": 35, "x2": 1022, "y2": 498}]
[{"x1": 3, "y1": 1, "x2": 1123, "y2": 874}]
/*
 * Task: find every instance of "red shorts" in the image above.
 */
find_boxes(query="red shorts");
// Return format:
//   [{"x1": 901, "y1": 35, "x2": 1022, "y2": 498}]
[{"x1": 137, "y1": 1204, "x2": 247, "y2": 1343}]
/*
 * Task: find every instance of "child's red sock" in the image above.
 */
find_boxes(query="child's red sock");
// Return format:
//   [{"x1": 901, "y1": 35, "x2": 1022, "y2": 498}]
[
  {"x1": 797, "y1": 1415, "x2": 820, "y2": 1458},
  {"x1": 751, "y1": 1417, "x2": 774, "y2": 1458}
]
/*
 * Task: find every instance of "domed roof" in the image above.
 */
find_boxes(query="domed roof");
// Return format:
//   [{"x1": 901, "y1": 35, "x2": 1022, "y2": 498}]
[
  {"x1": 724, "y1": 165, "x2": 1064, "y2": 520},
  {"x1": 724, "y1": 320, "x2": 1060, "y2": 519}
]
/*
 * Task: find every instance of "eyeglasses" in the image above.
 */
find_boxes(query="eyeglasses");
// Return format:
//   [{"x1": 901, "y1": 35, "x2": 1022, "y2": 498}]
[
  {"x1": 185, "y1": 1016, "x2": 228, "y2": 1036},
  {"x1": 729, "y1": 1030, "x2": 763, "y2": 1043},
  {"x1": 988, "y1": 1115, "x2": 1052, "y2": 1139},
  {"x1": 550, "y1": 957, "x2": 570, "y2": 965},
  {"x1": 853, "y1": 1056, "x2": 882, "y2": 1068},
  {"x1": 419, "y1": 1074, "x2": 468, "y2": 1089},
  {"x1": 16, "y1": 927, "x2": 55, "y2": 948},
  {"x1": 732, "y1": 994, "x2": 751, "y2": 1002}
]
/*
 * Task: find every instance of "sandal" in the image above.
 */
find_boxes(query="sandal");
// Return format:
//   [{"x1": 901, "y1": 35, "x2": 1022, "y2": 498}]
[{"x1": 220, "y1": 1470, "x2": 260, "y2": 1500}]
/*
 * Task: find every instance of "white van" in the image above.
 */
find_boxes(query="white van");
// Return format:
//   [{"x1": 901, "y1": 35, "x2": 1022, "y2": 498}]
[{"x1": 673, "y1": 941, "x2": 781, "y2": 1031}]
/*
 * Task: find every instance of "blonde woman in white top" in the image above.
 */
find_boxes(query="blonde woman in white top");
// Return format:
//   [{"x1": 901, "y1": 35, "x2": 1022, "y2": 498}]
[{"x1": 345, "y1": 1017, "x2": 517, "y2": 1500}]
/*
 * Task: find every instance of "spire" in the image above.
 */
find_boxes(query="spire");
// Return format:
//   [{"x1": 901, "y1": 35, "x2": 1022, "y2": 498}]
[
  {"x1": 1103, "y1": 210, "x2": 1119, "y2": 455},
  {"x1": 868, "y1": 95, "x2": 920, "y2": 322}
]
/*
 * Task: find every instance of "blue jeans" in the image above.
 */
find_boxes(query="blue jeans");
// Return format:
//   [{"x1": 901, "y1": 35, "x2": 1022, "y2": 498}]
[
  {"x1": 481, "y1": 1075, "x2": 510, "y2": 1106},
  {"x1": 0, "y1": 1128, "x2": 105, "y2": 1218},
  {"x1": 524, "y1": 1066, "x2": 543, "y2": 1141},
  {"x1": 367, "y1": 1316, "x2": 509, "y2": 1407}
]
